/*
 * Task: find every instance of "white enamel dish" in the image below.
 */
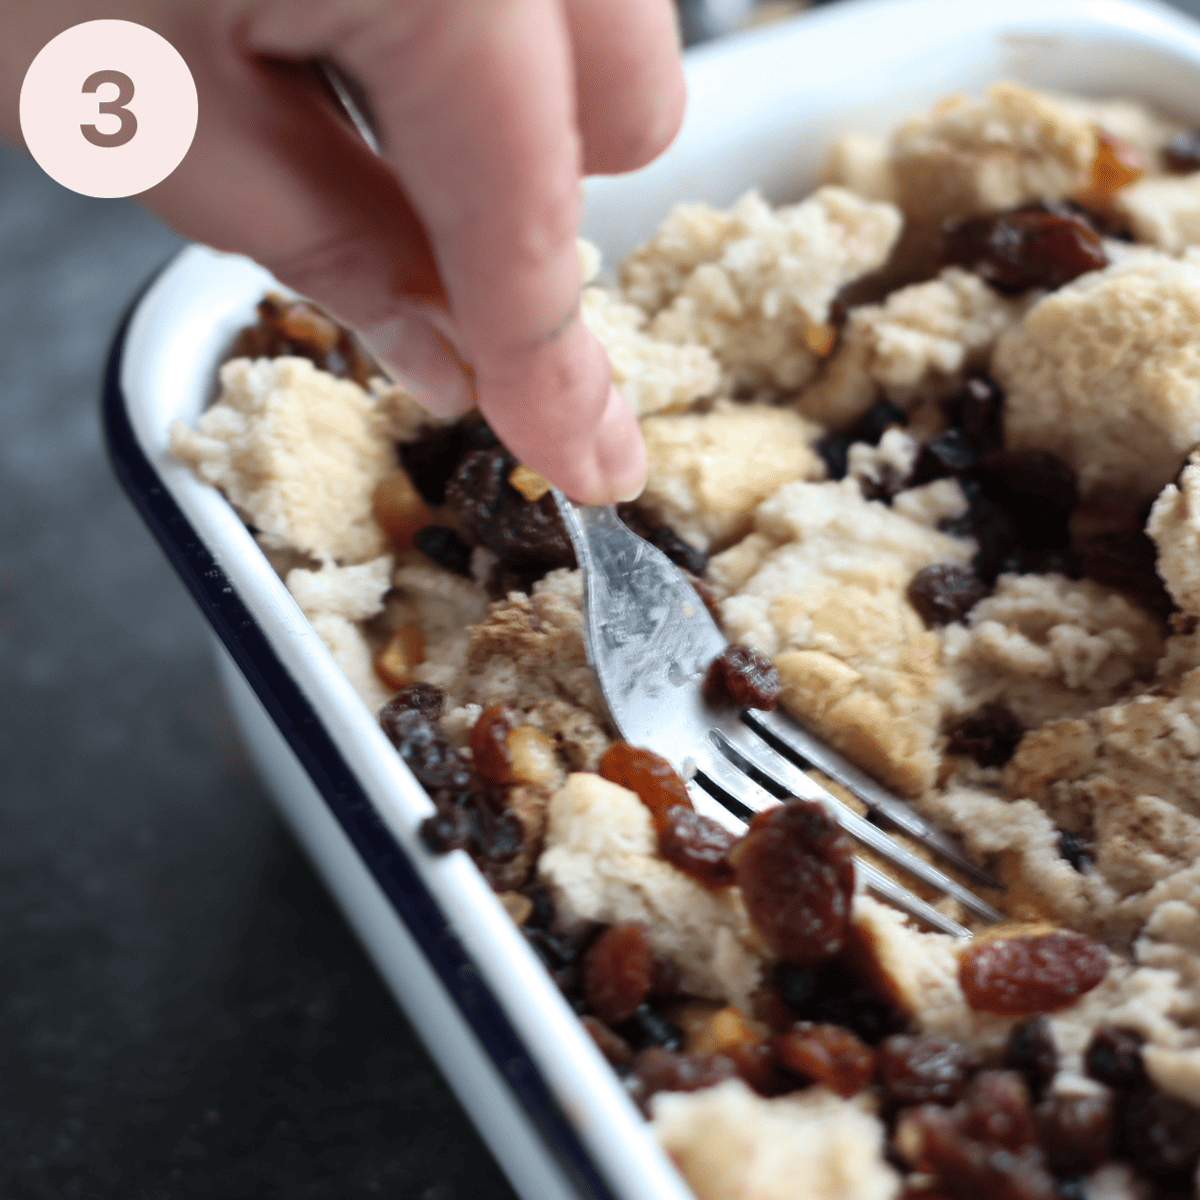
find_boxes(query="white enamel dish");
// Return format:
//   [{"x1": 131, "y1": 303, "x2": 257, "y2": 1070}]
[{"x1": 104, "y1": 1, "x2": 1200, "y2": 1197}]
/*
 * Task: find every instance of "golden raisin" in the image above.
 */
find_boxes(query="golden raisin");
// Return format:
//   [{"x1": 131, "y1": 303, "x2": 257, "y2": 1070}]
[
  {"x1": 470, "y1": 704, "x2": 517, "y2": 786},
  {"x1": 773, "y1": 1022, "x2": 875, "y2": 1098},
  {"x1": 582, "y1": 922, "x2": 655, "y2": 1025},
  {"x1": 372, "y1": 467, "x2": 432, "y2": 550},
  {"x1": 373, "y1": 625, "x2": 426, "y2": 690},
  {"x1": 599, "y1": 744, "x2": 692, "y2": 823},
  {"x1": 959, "y1": 931, "x2": 1108, "y2": 1015}
]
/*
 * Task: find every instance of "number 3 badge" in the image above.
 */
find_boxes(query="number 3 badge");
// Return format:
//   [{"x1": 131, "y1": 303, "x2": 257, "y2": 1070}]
[{"x1": 20, "y1": 20, "x2": 197, "y2": 199}]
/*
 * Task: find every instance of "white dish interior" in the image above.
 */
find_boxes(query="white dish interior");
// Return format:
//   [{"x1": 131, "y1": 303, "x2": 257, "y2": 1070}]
[{"x1": 113, "y1": 1, "x2": 1200, "y2": 1197}]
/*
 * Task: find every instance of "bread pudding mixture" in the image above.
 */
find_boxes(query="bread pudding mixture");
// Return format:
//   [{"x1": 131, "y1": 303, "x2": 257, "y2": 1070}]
[{"x1": 173, "y1": 84, "x2": 1200, "y2": 1200}]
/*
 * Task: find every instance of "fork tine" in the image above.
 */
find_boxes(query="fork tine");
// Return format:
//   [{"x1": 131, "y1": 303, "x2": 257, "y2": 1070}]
[
  {"x1": 854, "y1": 860, "x2": 973, "y2": 938},
  {"x1": 745, "y1": 709, "x2": 1001, "y2": 890},
  {"x1": 707, "y1": 720, "x2": 1003, "y2": 925}
]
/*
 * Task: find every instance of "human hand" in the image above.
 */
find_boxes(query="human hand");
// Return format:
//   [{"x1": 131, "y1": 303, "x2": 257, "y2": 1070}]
[{"x1": 2, "y1": 0, "x2": 687, "y2": 503}]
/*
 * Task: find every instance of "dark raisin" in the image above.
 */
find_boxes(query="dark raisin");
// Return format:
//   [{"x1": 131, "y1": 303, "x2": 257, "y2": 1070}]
[
  {"x1": 816, "y1": 430, "x2": 854, "y2": 480},
  {"x1": 522, "y1": 926, "x2": 576, "y2": 971},
  {"x1": 772, "y1": 959, "x2": 908, "y2": 1045},
  {"x1": 1084, "y1": 1026, "x2": 1147, "y2": 1090},
  {"x1": 419, "y1": 803, "x2": 471, "y2": 853},
  {"x1": 1057, "y1": 830, "x2": 1093, "y2": 873},
  {"x1": 1054, "y1": 1180, "x2": 1086, "y2": 1200},
  {"x1": 1117, "y1": 1084, "x2": 1200, "y2": 1181},
  {"x1": 908, "y1": 564, "x2": 988, "y2": 627},
  {"x1": 485, "y1": 560, "x2": 548, "y2": 599},
  {"x1": 521, "y1": 885, "x2": 556, "y2": 930},
  {"x1": 942, "y1": 375, "x2": 1006, "y2": 458},
  {"x1": 599, "y1": 744, "x2": 692, "y2": 825},
  {"x1": 960, "y1": 1070, "x2": 1039, "y2": 1152},
  {"x1": 231, "y1": 296, "x2": 374, "y2": 385},
  {"x1": 942, "y1": 205, "x2": 1108, "y2": 293},
  {"x1": 1035, "y1": 1092, "x2": 1113, "y2": 1176},
  {"x1": 617, "y1": 504, "x2": 708, "y2": 575},
  {"x1": 730, "y1": 800, "x2": 856, "y2": 965},
  {"x1": 957, "y1": 493, "x2": 1023, "y2": 585},
  {"x1": 1163, "y1": 129, "x2": 1200, "y2": 173},
  {"x1": 878, "y1": 1034, "x2": 970, "y2": 1108},
  {"x1": 583, "y1": 922, "x2": 655, "y2": 1025},
  {"x1": 773, "y1": 1022, "x2": 875, "y2": 1098},
  {"x1": 624, "y1": 1047, "x2": 738, "y2": 1114},
  {"x1": 946, "y1": 704, "x2": 1024, "y2": 767},
  {"x1": 412, "y1": 525, "x2": 474, "y2": 577},
  {"x1": 649, "y1": 952, "x2": 680, "y2": 998},
  {"x1": 1079, "y1": 530, "x2": 1176, "y2": 622},
  {"x1": 398, "y1": 423, "x2": 469, "y2": 505},
  {"x1": 581, "y1": 1015, "x2": 634, "y2": 1068},
  {"x1": 378, "y1": 705, "x2": 473, "y2": 792},
  {"x1": 616, "y1": 1005, "x2": 685, "y2": 1053},
  {"x1": 657, "y1": 806, "x2": 737, "y2": 889},
  {"x1": 477, "y1": 809, "x2": 525, "y2": 865},
  {"x1": 910, "y1": 429, "x2": 977, "y2": 487},
  {"x1": 1003, "y1": 1017, "x2": 1059, "y2": 1102},
  {"x1": 973, "y1": 449, "x2": 1078, "y2": 552},
  {"x1": 381, "y1": 682, "x2": 446, "y2": 720},
  {"x1": 852, "y1": 398, "x2": 909, "y2": 445},
  {"x1": 704, "y1": 644, "x2": 782, "y2": 711},
  {"x1": 959, "y1": 932, "x2": 1109, "y2": 1016},
  {"x1": 469, "y1": 704, "x2": 517, "y2": 786},
  {"x1": 445, "y1": 448, "x2": 575, "y2": 570}
]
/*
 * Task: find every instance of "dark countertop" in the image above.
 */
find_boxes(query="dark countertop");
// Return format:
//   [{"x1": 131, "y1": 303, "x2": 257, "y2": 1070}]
[{"x1": 0, "y1": 143, "x2": 516, "y2": 1200}]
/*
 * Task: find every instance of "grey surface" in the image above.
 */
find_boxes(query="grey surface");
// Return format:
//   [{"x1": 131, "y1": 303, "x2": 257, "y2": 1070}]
[{"x1": 0, "y1": 143, "x2": 516, "y2": 1199}]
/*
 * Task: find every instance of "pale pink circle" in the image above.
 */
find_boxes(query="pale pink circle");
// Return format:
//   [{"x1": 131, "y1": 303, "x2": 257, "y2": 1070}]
[{"x1": 20, "y1": 19, "x2": 197, "y2": 199}]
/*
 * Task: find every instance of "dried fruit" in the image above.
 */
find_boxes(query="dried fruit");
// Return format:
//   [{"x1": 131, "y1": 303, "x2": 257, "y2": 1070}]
[
  {"x1": 583, "y1": 922, "x2": 656, "y2": 1025},
  {"x1": 657, "y1": 806, "x2": 737, "y2": 889},
  {"x1": 773, "y1": 1022, "x2": 875, "y2": 1098},
  {"x1": 941, "y1": 204, "x2": 1108, "y2": 293},
  {"x1": 908, "y1": 564, "x2": 988, "y2": 628},
  {"x1": 942, "y1": 375, "x2": 1006, "y2": 458},
  {"x1": 230, "y1": 295, "x2": 374, "y2": 385},
  {"x1": 1035, "y1": 1091, "x2": 1112, "y2": 1176},
  {"x1": 771, "y1": 957, "x2": 907, "y2": 1046},
  {"x1": 508, "y1": 464, "x2": 551, "y2": 502},
  {"x1": 1163, "y1": 128, "x2": 1200, "y2": 173},
  {"x1": 412, "y1": 525, "x2": 474, "y2": 577},
  {"x1": 1079, "y1": 530, "x2": 1175, "y2": 621},
  {"x1": 616, "y1": 504, "x2": 708, "y2": 575},
  {"x1": 469, "y1": 704, "x2": 518, "y2": 786},
  {"x1": 1083, "y1": 1026, "x2": 1146, "y2": 1090},
  {"x1": 624, "y1": 1047, "x2": 738, "y2": 1114},
  {"x1": 945, "y1": 704, "x2": 1024, "y2": 767},
  {"x1": 1087, "y1": 130, "x2": 1145, "y2": 201},
  {"x1": 580, "y1": 1015, "x2": 634, "y2": 1068},
  {"x1": 1056, "y1": 830, "x2": 1093, "y2": 874},
  {"x1": 599, "y1": 744, "x2": 692, "y2": 824},
  {"x1": 373, "y1": 625, "x2": 426, "y2": 690},
  {"x1": 379, "y1": 704, "x2": 472, "y2": 792},
  {"x1": 730, "y1": 800, "x2": 856, "y2": 965},
  {"x1": 973, "y1": 449, "x2": 1078, "y2": 552},
  {"x1": 816, "y1": 398, "x2": 909, "y2": 481},
  {"x1": 1003, "y1": 1016, "x2": 1058, "y2": 1102},
  {"x1": 616, "y1": 1006, "x2": 686, "y2": 1054},
  {"x1": 381, "y1": 681, "x2": 445, "y2": 720},
  {"x1": 372, "y1": 467, "x2": 431, "y2": 550},
  {"x1": 959, "y1": 931, "x2": 1108, "y2": 1015},
  {"x1": 704, "y1": 644, "x2": 781, "y2": 711},
  {"x1": 878, "y1": 1034, "x2": 969, "y2": 1108},
  {"x1": 1117, "y1": 1084, "x2": 1200, "y2": 1181},
  {"x1": 910, "y1": 429, "x2": 976, "y2": 487}
]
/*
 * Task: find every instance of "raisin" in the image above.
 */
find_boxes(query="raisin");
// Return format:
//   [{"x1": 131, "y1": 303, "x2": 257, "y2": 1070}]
[
  {"x1": 973, "y1": 449, "x2": 1078, "y2": 552},
  {"x1": 446, "y1": 448, "x2": 575, "y2": 570},
  {"x1": 616, "y1": 1005, "x2": 685, "y2": 1053},
  {"x1": 419, "y1": 802, "x2": 471, "y2": 853},
  {"x1": 730, "y1": 800, "x2": 856, "y2": 965},
  {"x1": 703, "y1": 644, "x2": 782, "y2": 711},
  {"x1": 485, "y1": 560, "x2": 548, "y2": 599},
  {"x1": 624, "y1": 1047, "x2": 738, "y2": 1114},
  {"x1": 657, "y1": 806, "x2": 737, "y2": 889},
  {"x1": 382, "y1": 682, "x2": 446, "y2": 720},
  {"x1": 1057, "y1": 830, "x2": 1093, "y2": 873},
  {"x1": 773, "y1": 1022, "x2": 875, "y2": 1098},
  {"x1": 1079, "y1": 530, "x2": 1175, "y2": 622},
  {"x1": 398, "y1": 423, "x2": 469, "y2": 506},
  {"x1": 649, "y1": 952, "x2": 680, "y2": 998},
  {"x1": 580, "y1": 1015, "x2": 634, "y2": 1068},
  {"x1": 1089, "y1": 130, "x2": 1145, "y2": 201},
  {"x1": 910, "y1": 429, "x2": 977, "y2": 487},
  {"x1": 908, "y1": 564, "x2": 988, "y2": 627},
  {"x1": 945, "y1": 704, "x2": 1024, "y2": 767},
  {"x1": 231, "y1": 296, "x2": 374, "y2": 385},
  {"x1": 1035, "y1": 1092, "x2": 1113, "y2": 1176},
  {"x1": 959, "y1": 931, "x2": 1109, "y2": 1016},
  {"x1": 772, "y1": 959, "x2": 908, "y2": 1045},
  {"x1": 412, "y1": 525, "x2": 474, "y2": 577},
  {"x1": 942, "y1": 204, "x2": 1108, "y2": 293},
  {"x1": 599, "y1": 744, "x2": 692, "y2": 825},
  {"x1": 616, "y1": 504, "x2": 708, "y2": 575},
  {"x1": 379, "y1": 705, "x2": 473, "y2": 792},
  {"x1": 583, "y1": 922, "x2": 656, "y2": 1025},
  {"x1": 469, "y1": 704, "x2": 517, "y2": 786},
  {"x1": 942, "y1": 375, "x2": 1006, "y2": 458},
  {"x1": 1084, "y1": 1027, "x2": 1147, "y2": 1090},
  {"x1": 1118, "y1": 1084, "x2": 1200, "y2": 1181},
  {"x1": 1003, "y1": 1017, "x2": 1058, "y2": 1102},
  {"x1": 816, "y1": 430, "x2": 854, "y2": 480},
  {"x1": 1054, "y1": 1180, "x2": 1086, "y2": 1200},
  {"x1": 878, "y1": 1034, "x2": 970, "y2": 1108},
  {"x1": 953, "y1": 492, "x2": 1023, "y2": 585},
  {"x1": 1162, "y1": 129, "x2": 1200, "y2": 173},
  {"x1": 852, "y1": 398, "x2": 909, "y2": 445},
  {"x1": 959, "y1": 1070, "x2": 1039, "y2": 1151}
]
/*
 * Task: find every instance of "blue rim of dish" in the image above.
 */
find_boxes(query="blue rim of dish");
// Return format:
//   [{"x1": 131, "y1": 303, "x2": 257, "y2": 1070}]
[{"x1": 100, "y1": 260, "x2": 617, "y2": 1200}]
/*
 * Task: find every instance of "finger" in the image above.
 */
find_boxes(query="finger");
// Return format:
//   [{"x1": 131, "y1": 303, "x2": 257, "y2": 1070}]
[
  {"x1": 138, "y1": 36, "x2": 474, "y2": 416},
  {"x1": 563, "y1": 0, "x2": 687, "y2": 175},
  {"x1": 251, "y1": 0, "x2": 647, "y2": 502}
]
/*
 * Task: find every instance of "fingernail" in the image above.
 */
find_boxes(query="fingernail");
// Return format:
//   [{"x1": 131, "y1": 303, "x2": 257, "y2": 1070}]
[
  {"x1": 577, "y1": 385, "x2": 645, "y2": 505},
  {"x1": 360, "y1": 311, "x2": 476, "y2": 418}
]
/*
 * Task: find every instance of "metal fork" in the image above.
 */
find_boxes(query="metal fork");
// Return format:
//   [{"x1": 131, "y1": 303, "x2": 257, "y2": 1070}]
[{"x1": 553, "y1": 494, "x2": 1003, "y2": 938}]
